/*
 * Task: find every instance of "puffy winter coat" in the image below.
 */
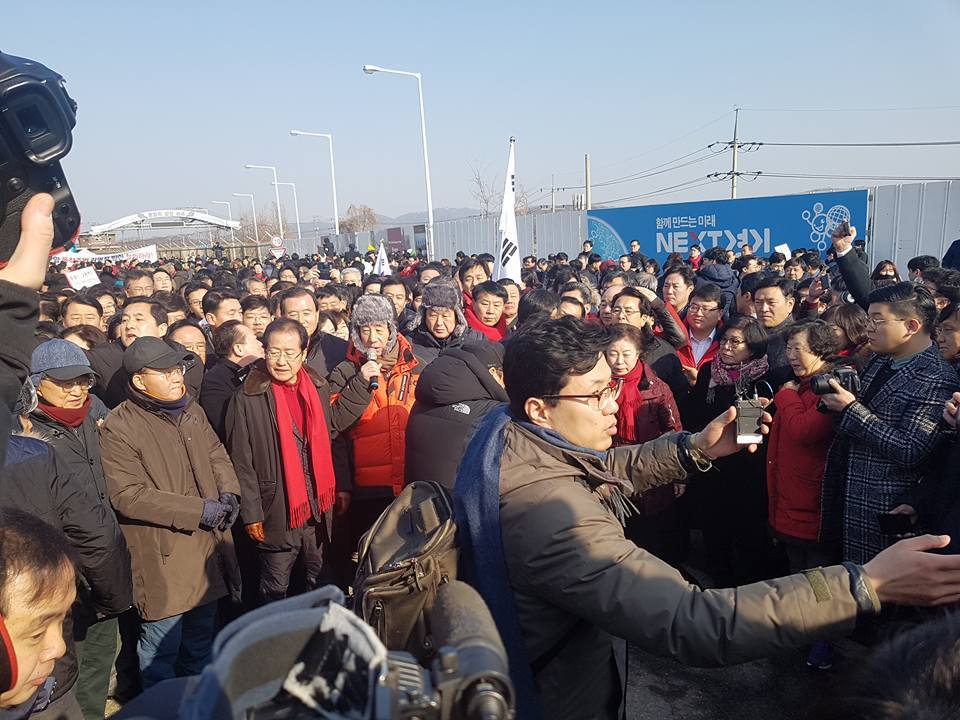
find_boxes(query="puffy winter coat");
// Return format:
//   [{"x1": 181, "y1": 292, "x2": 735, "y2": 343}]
[
  {"x1": 696, "y1": 263, "x2": 739, "y2": 314},
  {"x1": 1, "y1": 433, "x2": 132, "y2": 700},
  {"x1": 767, "y1": 380, "x2": 834, "y2": 541},
  {"x1": 495, "y1": 422, "x2": 869, "y2": 720},
  {"x1": 327, "y1": 334, "x2": 425, "y2": 498},
  {"x1": 405, "y1": 346, "x2": 509, "y2": 487}
]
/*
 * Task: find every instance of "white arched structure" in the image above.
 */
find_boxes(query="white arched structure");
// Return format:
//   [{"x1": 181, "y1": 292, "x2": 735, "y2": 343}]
[{"x1": 89, "y1": 209, "x2": 240, "y2": 235}]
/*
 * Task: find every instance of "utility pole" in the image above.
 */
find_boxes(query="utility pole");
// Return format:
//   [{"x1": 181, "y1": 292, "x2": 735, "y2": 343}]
[
  {"x1": 585, "y1": 154, "x2": 592, "y2": 210},
  {"x1": 550, "y1": 174, "x2": 556, "y2": 212},
  {"x1": 731, "y1": 107, "x2": 740, "y2": 199}
]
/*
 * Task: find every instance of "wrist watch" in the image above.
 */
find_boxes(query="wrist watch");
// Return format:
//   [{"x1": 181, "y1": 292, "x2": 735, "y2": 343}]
[{"x1": 679, "y1": 432, "x2": 713, "y2": 473}]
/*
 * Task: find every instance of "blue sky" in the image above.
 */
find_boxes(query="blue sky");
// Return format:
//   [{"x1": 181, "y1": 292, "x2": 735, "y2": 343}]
[{"x1": 4, "y1": 0, "x2": 959, "y2": 229}]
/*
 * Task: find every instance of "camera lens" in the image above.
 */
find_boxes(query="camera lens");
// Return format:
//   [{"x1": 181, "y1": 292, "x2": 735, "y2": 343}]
[{"x1": 809, "y1": 374, "x2": 833, "y2": 395}]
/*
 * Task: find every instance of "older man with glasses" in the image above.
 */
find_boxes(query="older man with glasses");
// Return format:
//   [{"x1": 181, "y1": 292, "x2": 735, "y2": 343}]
[{"x1": 100, "y1": 337, "x2": 242, "y2": 689}]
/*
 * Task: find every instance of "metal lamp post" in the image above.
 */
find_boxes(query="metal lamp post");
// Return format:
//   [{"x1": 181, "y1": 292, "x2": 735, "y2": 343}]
[
  {"x1": 290, "y1": 130, "x2": 340, "y2": 236},
  {"x1": 232, "y1": 192, "x2": 259, "y2": 244},
  {"x1": 210, "y1": 200, "x2": 235, "y2": 245},
  {"x1": 273, "y1": 181, "x2": 302, "y2": 245},
  {"x1": 245, "y1": 164, "x2": 285, "y2": 241},
  {"x1": 361, "y1": 64, "x2": 435, "y2": 259}
]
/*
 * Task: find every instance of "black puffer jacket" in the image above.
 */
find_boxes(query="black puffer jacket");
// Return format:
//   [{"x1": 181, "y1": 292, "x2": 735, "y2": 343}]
[
  {"x1": 407, "y1": 326, "x2": 488, "y2": 364},
  {"x1": 405, "y1": 344, "x2": 508, "y2": 487},
  {"x1": 1, "y1": 433, "x2": 132, "y2": 700},
  {"x1": 697, "y1": 263, "x2": 740, "y2": 315}
]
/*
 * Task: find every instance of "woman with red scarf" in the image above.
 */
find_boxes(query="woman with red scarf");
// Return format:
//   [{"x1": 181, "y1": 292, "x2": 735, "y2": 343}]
[
  {"x1": 605, "y1": 324, "x2": 686, "y2": 566},
  {"x1": 28, "y1": 339, "x2": 131, "y2": 720}
]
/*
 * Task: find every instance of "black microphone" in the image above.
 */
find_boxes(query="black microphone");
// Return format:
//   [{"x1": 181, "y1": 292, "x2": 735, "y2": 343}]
[
  {"x1": 431, "y1": 581, "x2": 514, "y2": 720},
  {"x1": 366, "y1": 348, "x2": 379, "y2": 391}
]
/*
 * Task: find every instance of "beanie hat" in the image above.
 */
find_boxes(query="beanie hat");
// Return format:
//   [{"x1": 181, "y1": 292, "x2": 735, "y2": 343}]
[
  {"x1": 411, "y1": 279, "x2": 467, "y2": 336},
  {"x1": 30, "y1": 339, "x2": 96, "y2": 389},
  {"x1": 349, "y1": 294, "x2": 398, "y2": 354}
]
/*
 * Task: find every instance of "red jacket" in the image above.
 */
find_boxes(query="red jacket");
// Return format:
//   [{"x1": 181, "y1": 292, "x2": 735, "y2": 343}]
[{"x1": 766, "y1": 381, "x2": 834, "y2": 541}]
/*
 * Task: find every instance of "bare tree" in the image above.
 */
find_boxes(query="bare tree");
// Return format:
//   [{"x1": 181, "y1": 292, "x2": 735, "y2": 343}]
[
  {"x1": 339, "y1": 204, "x2": 380, "y2": 234},
  {"x1": 469, "y1": 163, "x2": 531, "y2": 217}
]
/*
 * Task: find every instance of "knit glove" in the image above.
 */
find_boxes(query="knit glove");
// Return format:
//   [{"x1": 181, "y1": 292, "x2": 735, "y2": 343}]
[
  {"x1": 199, "y1": 499, "x2": 228, "y2": 531},
  {"x1": 218, "y1": 493, "x2": 241, "y2": 531}
]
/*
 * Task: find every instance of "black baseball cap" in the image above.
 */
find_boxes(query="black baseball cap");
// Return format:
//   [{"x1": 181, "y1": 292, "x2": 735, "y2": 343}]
[{"x1": 123, "y1": 337, "x2": 194, "y2": 374}]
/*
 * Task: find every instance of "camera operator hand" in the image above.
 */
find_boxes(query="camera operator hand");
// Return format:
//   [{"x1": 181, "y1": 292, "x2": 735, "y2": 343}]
[
  {"x1": 692, "y1": 400, "x2": 773, "y2": 458},
  {"x1": 819, "y1": 378, "x2": 856, "y2": 413},
  {"x1": 0, "y1": 193, "x2": 54, "y2": 289},
  {"x1": 831, "y1": 223, "x2": 856, "y2": 255},
  {"x1": 863, "y1": 534, "x2": 960, "y2": 605}
]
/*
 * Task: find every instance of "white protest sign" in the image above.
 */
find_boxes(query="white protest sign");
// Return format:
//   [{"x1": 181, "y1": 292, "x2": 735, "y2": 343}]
[
  {"x1": 774, "y1": 243, "x2": 792, "y2": 258},
  {"x1": 65, "y1": 266, "x2": 100, "y2": 290}
]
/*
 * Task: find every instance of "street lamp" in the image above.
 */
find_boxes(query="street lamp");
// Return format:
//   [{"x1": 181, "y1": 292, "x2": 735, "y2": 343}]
[
  {"x1": 290, "y1": 130, "x2": 340, "y2": 236},
  {"x1": 244, "y1": 164, "x2": 285, "y2": 241},
  {"x1": 361, "y1": 64, "x2": 435, "y2": 259},
  {"x1": 273, "y1": 181, "x2": 302, "y2": 243},
  {"x1": 210, "y1": 200, "x2": 235, "y2": 244},
  {"x1": 232, "y1": 193, "x2": 259, "y2": 244}
]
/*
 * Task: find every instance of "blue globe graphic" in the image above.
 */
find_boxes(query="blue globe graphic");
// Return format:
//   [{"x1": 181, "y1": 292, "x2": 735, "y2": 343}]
[{"x1": 587, "y1": 217, "x2": 627, "y2": 260}]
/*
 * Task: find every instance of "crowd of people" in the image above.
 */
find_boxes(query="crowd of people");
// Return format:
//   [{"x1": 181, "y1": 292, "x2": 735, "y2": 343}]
[{"x1": 4, "y1": 192, "x2": 960, "y2": 720}]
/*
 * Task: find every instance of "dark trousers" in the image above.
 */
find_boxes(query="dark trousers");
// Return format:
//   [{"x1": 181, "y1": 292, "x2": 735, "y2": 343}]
[
  {"x1": 258, "y1": 520, "x2": 326, "y2": 603},
  {"x1": 782, "y1": 538, "x2": 840, "y2": 574},
  {"x1": 74, "y1": 617, "x2": 118, "y2": 720}
]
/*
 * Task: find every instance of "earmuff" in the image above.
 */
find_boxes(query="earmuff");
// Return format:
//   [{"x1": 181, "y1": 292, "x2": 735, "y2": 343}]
[{"x1": 0, "y1": 613, "x2": 16, "y2": 694}]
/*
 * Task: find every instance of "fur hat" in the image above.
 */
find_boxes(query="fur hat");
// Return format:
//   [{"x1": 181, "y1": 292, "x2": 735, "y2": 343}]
[
  {"x1": 350, "y1": 294, "x2": 398, "y2": 354},
  {"x1": 412, "y1": 279, "x2": 467, "y2": 336}
]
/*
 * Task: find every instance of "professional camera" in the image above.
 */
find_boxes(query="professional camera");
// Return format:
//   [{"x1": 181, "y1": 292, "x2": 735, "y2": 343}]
[
  {"x1": 810, "y1": 366, "x2": 861, "y2": 396},
  {"x1": 0, "y1": 51, "x2": 81, "y2": 261}
]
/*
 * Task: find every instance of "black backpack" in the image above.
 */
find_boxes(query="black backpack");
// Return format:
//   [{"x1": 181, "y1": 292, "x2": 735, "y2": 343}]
[{"x1": 352, "y1": 481, "x2": 459, "y2": 664}]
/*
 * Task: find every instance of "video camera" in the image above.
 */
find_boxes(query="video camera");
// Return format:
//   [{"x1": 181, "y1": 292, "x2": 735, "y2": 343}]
[
  {"x1": 0, "y1": 50, "x2": 80, "y2": 261},
  {"x1": 810, "y1": 367, "x2": 861, "y2": 396}
]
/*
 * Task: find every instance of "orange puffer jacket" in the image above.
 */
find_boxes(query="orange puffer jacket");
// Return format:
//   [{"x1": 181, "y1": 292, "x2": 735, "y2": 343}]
[{"x1": 327, "y1": 333, "x2": 423, "y2": 497}]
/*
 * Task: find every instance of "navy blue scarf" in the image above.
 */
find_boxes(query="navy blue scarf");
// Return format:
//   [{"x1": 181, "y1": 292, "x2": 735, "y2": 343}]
[{"x1": 452, "y1": 406, "x2": 608, "y2": 720}]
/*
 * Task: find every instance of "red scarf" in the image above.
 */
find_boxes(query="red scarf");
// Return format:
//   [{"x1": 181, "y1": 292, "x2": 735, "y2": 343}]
[
  {"x1": 39, "y1": 398, "x2": 91, "y2": 428},
  {"x1": 270, "y1": 369, "x2": 336, "y2": 528},
  {"x1": 613, "y1": 361, "x2": 647, "y2": 443},
  {"x1": 465, "y1": 305, "x2": 508, "y2": 341}
]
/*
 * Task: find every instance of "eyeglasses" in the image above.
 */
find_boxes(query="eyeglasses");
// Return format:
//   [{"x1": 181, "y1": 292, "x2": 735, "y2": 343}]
[
  {"x1": 720, "y1": 338, "x2": 745, "y2": 348},
  {"x1": 866, "y1": 317, "x2": 908, "y2": 329},
  {"x1": 542, "y1": 378, "x2": 623, "y2": 411},
  {"x1": 45, "y1": 376, "x2": 94, "y2": 392},
  {"x1": 687, "y1": 303, "x2": 720, "y2": 315},
  {"x1": 141, "y1": 365, "x2": 186, "y2": 379},
  {"x1": 612, "y1": 306, "x2": 643, "y2": 317},
  {"x1": 266, "y1": 349, "x2": 304, "y2": 362}
]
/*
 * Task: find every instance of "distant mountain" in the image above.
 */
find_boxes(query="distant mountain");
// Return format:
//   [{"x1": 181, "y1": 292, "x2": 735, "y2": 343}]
[{"x1": 378, "y1": 207, "x2": 480, "y2": 225}]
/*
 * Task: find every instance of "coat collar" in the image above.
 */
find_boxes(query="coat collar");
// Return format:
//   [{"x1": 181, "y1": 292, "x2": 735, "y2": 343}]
[{"x1": 242, "y1": 360, "x2": 326, "y2": 396}]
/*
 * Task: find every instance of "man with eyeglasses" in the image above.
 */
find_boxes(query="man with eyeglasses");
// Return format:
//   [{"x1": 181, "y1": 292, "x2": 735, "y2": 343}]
[
  {"x1": 677, "y1": 283, "x2": 724, "y2": 385},
  {"x1": 225, "y1": 318, "x2": 365, "y2": 605},
  {"x1": 820, "y1": 282, "x2": 958, "y2": 569},
  {"x1": 100, "y1": 336, "x2": 242, "y2": 689},
  {"x1": 453, "y1": 316, "x2": 960, "y2": 720}
]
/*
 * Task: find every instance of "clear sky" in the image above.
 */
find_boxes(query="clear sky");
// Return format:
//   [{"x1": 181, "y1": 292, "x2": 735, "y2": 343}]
[{"x1": 4, "y1": 0, "x2": 959, "y2": 230}]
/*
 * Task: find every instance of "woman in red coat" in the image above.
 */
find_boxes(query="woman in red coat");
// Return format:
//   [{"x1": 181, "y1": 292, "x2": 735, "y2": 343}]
[
  {"x1": 767, "y1": 319, "x2": 840, "y2": 669},
  {"x1": 605, "y1": 324, "x2": 686, "y2": 566}
]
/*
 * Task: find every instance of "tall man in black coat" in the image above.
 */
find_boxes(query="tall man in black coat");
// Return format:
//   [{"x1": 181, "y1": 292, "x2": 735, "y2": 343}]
[{"x1": 200, "y1": 321, "x2": 264, "y2": 443}]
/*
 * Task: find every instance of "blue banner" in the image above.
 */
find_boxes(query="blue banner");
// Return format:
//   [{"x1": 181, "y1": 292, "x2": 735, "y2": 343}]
[{"x1": 587, "y1": 189, "x2": 869, "y2": 265}]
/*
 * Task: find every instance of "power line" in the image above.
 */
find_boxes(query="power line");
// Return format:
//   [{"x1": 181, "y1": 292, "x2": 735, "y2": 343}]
[
  {"x1": 595, "y1": 176, "x2": 720, "y2": 206},
  {"x1": 710, "y1": 171, "x2": 960, "y2": 182},
  {"x1": 740, "y1": 104, "x2": 960, "y2": 113},
  {"x1": 741, "y1": 140, "x2": 960, "y2": 148}
]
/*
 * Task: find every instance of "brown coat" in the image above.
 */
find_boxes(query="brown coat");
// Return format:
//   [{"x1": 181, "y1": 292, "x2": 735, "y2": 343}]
[
  {"x1": 100, "y1": 392, "x2": 241, "y2": 621},
  {"x1": 224, "y1": 362, "x2": 370, "y2": 549},
  {"x1": 498, "y1": 423, "x2": 865, "y2": 720}
]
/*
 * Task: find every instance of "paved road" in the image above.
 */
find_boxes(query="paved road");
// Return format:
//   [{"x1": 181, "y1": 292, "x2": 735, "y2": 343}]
[{"x1": 625, "y1": 638, "x2": 866, "y2": 719}]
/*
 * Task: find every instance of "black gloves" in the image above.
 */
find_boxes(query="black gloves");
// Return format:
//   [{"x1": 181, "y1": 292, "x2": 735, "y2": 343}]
[{"x1": 218, "y1": 493, "x2": 241, "y2": 531}]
